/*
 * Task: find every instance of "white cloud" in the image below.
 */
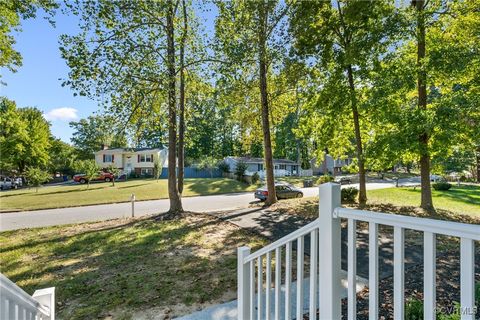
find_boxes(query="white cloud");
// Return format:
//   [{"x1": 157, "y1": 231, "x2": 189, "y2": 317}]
[{"x1": 44, "y1": 107, "x2": 79, "y2": 121}]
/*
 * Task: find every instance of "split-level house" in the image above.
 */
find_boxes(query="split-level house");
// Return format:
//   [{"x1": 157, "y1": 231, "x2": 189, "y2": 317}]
[{"x1": 94, "y1": 146, "x2": 167, "y2": 176}]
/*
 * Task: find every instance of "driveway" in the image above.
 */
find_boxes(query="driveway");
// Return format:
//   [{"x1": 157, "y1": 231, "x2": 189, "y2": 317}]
[{"x1": 0, "y1": 182, "x2": 395, "y2": 231}]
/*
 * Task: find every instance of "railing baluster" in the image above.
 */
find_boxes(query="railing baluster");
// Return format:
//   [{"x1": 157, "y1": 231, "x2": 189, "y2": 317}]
[
  {"x1": 394, "y1": 226, "x2": 405, "y2": 319},
  {"x1": 285, "y1": 241, "x2": 292, "y2": 320},
  {"x1": 237, "y1": 247, "x2": 251, "y2": 320},
  {"x1": 424, "y1": 232, "x2": 436, "y2": 320},
  {"x1": 266, "y1": 251, "x2": 272, "y2": 320},
  {"x1": 369, "y1": 222, "x2": 378, "y2": 320},
  {"x1": 250, "y1": 260, "x2": 255, "y2": 320},
  {"x1": 257, "y1": 256, "x2": 263, "y2": 320},
  {"x1": 347, "y1": 219, "x2": 357, "y2": 320},
  {"x1": 296, "y1": 236, "x2": 304, "y2": 320},
  {"x1": 460, "y1": 238, "x2": 475, "y2": 320},
  {"x1": 274, "y1": 247, "x2": 281, "y2": 320},
  {"x1": 309, "y1": 229, "x2": 318, "y2": 319}
]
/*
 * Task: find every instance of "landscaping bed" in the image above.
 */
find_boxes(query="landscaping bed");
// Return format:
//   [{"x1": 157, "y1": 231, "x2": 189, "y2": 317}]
[{"x1": 0, "y1": 213, "x2": 268, "y2": 319}]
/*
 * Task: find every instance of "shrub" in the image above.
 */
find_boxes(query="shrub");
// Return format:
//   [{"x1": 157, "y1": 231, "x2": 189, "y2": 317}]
[
  {"x1": 251, "y1": 172, "x2": 260, "y2": 184},
  {"x1": 25, "y1": 167, "x2": 51, "y2": 193},
  {"x1": 432, "y1": 182, "x2": 452, "y2": 191},
  {"x1": 341, "y1": 187, "x2": 358, "y2": 203},
  {"x1": 405, "y1": 298, "x2": 423, "y2": 320},
  {"x1": 235, "y1": 161, "x2": 248, "y2": 181},
  {"x1": 317, "y1": 174, "x2": 334, "y2": 184},
  {"x1": 218, "y1": 161, "x2": 230, "y2": 173}
]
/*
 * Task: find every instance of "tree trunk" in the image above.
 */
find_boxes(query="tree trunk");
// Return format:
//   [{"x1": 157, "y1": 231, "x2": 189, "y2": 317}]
[
  {"x1": 415, "y1": 0, "x2": 434, "y2": 211},
  {"x1": 346, "y1": 64, "x2": 367, "y2": 206},
  {"x1": 166, "y1": 2, "x2": 183, "y2": 214},
  {"x1": 476, "y1": 145, "x2": 480, "y2": 183},
  {"x1": 258, "y1": 4, "x2": 276, "y2": 205},
  {"x1": 177, "y1": 0, "x2": 187, "y2": 194}
]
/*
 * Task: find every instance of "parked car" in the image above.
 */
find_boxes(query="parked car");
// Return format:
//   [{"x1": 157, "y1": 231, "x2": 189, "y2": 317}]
[
  {"x1": 13, "y1": 177, "x2": 23, "y2": 187},
  {"x1": 338, "y1": 177, "x2": 352, "y2": 185},
  {"x1": 255, "y1": 183, "x2": 303, "y2": 201},
  {"x1": 0, "y1": 177, "x2": 19, "y2": 190},
  {"x1": 0, "y1": 178, "x2": 15, "y2": 190},
  {"x1": 73, "y1": 172, "x2": 114, "y2": 184},
  {"x1": 430, "y1": 174, "x2": 444, "y2": 182}
]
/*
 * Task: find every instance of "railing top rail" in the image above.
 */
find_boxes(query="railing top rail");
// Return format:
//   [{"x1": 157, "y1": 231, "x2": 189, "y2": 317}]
[
  {"x1": 334, "y1": 207, "x2": 480, "y2": 240},
  {"x1": 244, "y1": 219, "x2": 319, "y2": 263},
  {"x1": 0, "y1": 273, "x2": 40, "y2": 310}
]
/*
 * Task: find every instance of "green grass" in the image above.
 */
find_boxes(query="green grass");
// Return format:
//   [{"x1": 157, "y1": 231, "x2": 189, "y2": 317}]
[
  {"x1": 277, "y1": 176, "x2": 315, "y2": 187},
  {"x1": 367, "y1": 185, "x2": 480, "y2": 217},
  {"x1": 0, "y1": 178, "x2": 258, "y2": 211},
  {"x1": 267, "y1": 184, "x2": 480, "y2": 222},
  {"x1": 0, "y1": 214, "x2": 267, "y2": 319}
]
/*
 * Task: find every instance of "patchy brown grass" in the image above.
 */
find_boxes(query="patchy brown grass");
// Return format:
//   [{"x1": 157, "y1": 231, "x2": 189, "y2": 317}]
[{"x1": 0, "y1": 213, "x2": 268, "y2": 320}]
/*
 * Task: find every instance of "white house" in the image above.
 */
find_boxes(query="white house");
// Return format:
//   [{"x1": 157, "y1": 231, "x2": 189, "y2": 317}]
[
  {"x1": 94, "y1": 147, "x2": 167, "y2": 176},
  {"x1": 224, "y1": 156, "x2": 301, "y2": 177},
  {"x1": 310, "y1": 155, "x2": 353, "y2": 175}
]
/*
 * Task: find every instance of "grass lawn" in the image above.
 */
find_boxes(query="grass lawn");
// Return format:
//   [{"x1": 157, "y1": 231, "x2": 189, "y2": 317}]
[
  {"x1": 367, "y1": 185, "x2": 480, "y2": 217},
  {"x1": 0, "y1": 178, "x2": 258, "y2": 211},
  {"x1": 276, "y1": 176, "x2": 316, "y2": 187},
  {"x1": 267, "y1": 185, "x2": 480, "y2": 222},
  {"x1": 0, "y1": 214, "x2": 267, "y2": 319}
]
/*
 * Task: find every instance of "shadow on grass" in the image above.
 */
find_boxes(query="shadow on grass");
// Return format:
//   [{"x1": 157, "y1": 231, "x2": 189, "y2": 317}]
[
  {"x1": 0, "y1": 213, "x2": 266, "y2": 320},
  {"x1": 402, "y1": 185, "x2": 480, "y2": 206},
  {"x1": 186, "y1": 178, "x2": 253, "y2": 195}
]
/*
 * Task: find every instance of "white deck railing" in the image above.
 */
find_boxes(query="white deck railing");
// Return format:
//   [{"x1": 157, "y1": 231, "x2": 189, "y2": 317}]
[
  {"x1": 0, "y1": 273, "x2": 55, "y2": 320},
  {"x1": 237, "y1": 183, "x2": 479, "y2": 319}
]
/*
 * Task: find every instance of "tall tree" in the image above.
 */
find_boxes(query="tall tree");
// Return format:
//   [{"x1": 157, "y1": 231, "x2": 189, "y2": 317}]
[
  {"x1": 0, "y1": 98, "x2": 51, "y2": 173},
  {"x1": 0, "y1": 0, "x2": 57, "y2": 81},
  {"x1": 413, "y1": 0, "x2": 433, "y2": 210},
  {"x1": 177, "y1": 0, "x2": 188, "y2": 194},
  {"x1": 216, "y1": 1, "x2": 290, "y2": 205},
  {"x1": 70, "y1": 115, "x2": 127, "y2": 159},
  {"x1": 291, "y1": 0, "x2": 401, "y2": 205},
  {"x1": 61, "y1": 1, "x2": 203, "y2": 214}
]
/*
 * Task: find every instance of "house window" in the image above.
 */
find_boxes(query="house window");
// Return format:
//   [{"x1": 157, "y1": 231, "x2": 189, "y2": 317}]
[
  {"x1": 257, "y1": 163, "x2": 263, "y2": 171},
  {"x1": 103, "y1": 154, "x2": 114, "y2": 162},
  {"x1": 141, "y1": 168, "x2": 153, "y2": 176},
  {"x1": 139, "y1": 154, "x2": 153, "y2": 162},
  {"x1": 279, "y1": 164, "x2": 286, "y2": 170}
]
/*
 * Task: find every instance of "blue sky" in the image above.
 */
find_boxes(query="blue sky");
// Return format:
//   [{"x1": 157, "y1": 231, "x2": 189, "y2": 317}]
[{"x1": 0, "y1": 4, "x2": 217, "y2": 143}]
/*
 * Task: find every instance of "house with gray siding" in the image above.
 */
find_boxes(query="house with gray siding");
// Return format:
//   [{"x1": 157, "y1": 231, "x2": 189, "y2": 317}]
[{"x1": 224, "y1": 156, "x2": 300, "y2": 176}]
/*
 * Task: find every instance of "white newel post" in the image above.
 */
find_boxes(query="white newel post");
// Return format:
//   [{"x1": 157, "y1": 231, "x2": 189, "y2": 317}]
[
  {"x1": 318, "y1": 183, "x2": 342, "y2": 320},
  {"x1": 33, "y1": 287, "x2": 55, "y2": 320},
  {"x1": 237, "y1": 246, "x2": 251, "y2": 319}
]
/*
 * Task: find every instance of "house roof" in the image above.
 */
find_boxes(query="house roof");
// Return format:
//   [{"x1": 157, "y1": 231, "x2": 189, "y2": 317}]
[
  {"x1": 228, "y1": 156, "x2": 298, "y2": 165},
  {"x1": 95, "y1": 147, "x2": 164, "y2": 154}
]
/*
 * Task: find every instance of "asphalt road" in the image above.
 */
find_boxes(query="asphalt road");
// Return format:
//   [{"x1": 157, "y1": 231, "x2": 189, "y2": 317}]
[{"x1": 0, "y1": 182, "x2": 394, "y2": 231}]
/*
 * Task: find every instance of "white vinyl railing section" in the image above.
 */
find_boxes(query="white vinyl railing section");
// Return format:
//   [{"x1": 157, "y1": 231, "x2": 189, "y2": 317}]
[
  {"x1": 237, "y1": 183, "x2": 479, "y2": 320},
  {"x1": 0, "y1": 273, "x2": 55, "y2": 320}
]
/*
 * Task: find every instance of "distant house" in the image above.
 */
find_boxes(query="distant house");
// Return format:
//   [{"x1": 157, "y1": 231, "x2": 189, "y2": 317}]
[
  {"x1": 94, "y1": 147, "x2": 167, "y2": 176},
  {"x1": 224, "y1": 156, "x2": 300, "y2": 176},
  {"x1": 310, "y1": 155, "x2": 353, "y2": 175}
]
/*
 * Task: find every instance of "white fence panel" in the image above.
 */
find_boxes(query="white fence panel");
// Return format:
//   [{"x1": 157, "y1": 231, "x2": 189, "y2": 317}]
[
  {"x1": 238, "y1": 183, "x2": 479, "y2": 319},
  {"x1": 0, "y1": 273, "x2": 55, "y2": 320}
]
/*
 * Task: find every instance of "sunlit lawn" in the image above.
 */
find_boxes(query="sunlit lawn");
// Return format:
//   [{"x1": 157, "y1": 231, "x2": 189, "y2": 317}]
[
  {"x1": 367, "y1": 185, "x2": 480, "y2": 217},
  {"x1": 0, "y1": 214, "x2": 267, "y2": 319},
  {"x1": 277, "y1": 176, "x2": 315, "y2": 187},
  {"x1": 268, "y1": 184, "x2": 480, "y2": 221},
  {"x1": 0, "y1": 178, "x2": 258, "y2": 211}
]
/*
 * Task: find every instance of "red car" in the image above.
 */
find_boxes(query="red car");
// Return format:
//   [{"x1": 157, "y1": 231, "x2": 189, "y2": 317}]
[{"x1": 73, "y1": 172, "x2": 114, "y2": 184}]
